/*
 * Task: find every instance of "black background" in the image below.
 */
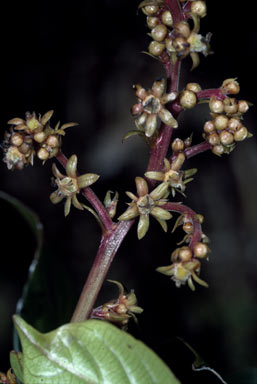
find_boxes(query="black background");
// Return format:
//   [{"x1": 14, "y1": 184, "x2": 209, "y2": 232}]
[{"x1": 0, "y1": 1, "x2": 257, "y2": 383}]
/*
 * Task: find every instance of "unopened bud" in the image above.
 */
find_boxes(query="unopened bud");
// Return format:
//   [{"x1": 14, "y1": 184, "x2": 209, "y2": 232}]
[
  {"x1": 11, "y1": 133, "x2": 23, "y2": 147},
  {"x1": 171, "y1": 138, "x2": 184, "y2": 152},
  {"x1": 142, "y1": 5, "x2": 159, "y2": 15},
  {"x1": 37, "y1": 147, "x2": 49, "y2": 160},
  {"x1": 220, "y1": 130, "x2": 234, "y2": 145},
  {"x1": 190, "y1": 1, "x2": 207, "y2": 18},
  {"x1": 209, "y1": 97, "x2": 224, "y2": 114},
  {"x1": 224, "y1": 98, "x2": 238, "y2": 115},
  {"x1": 180, "y1": 90, "x2": 197, "y2": 109},
  {"x1": 174, "y1": 21, "x2": 191, "y2": 38},
  {"x1": 148, "y1": 40, "x2": 166, "y2": 56},
  {"x1": 173, "y1": 36, "x2": 188, "y2": 52},
  {"x1": 147, "y1": 16, "x2": 159, "y2": 29},
  {"x1": 203, "y1": 120, "x2": 215, "y2": 134},
  {"x1": 161, "y1": 10, "x2": 173, "y2": 27},
  {"x1": 178, "y1": 246, "x2": 193, "y2": 262},
  {"x1": 214, "y1": 115, "x2": 229, "y2": 130},
  {"x1": 222, "y1": 78, "x2": 240, "y2": 95},
  {"x1": 238, "y1": 100, "x2": 249, "y2": 114},
  {"x1": 19, "y1": 142, "x2": 31, "y2": 154},
  {"x1": 234, "y1": 126, "x2": 248, "y2": 141},
  {"x1": 228, "y1": 118, "x2": 241, "y2": 131},
  {"x1": 186, "y1": 82, "x2": 202, "y2": 93},
  {"x1": 212, "y1": 144, "x2": 224, "y2": 156},
  {"x1": 208, "y1": 133, "x2": 220, "y2": 146},
  {"x1": 183, "y1": 221, "x2": 193, "y2": 234},
  {"x1": 46, "y1": 135, "x2": 59, "y2": 148},
  {"x1": 34, "y1": 131, "x2": 46, "y2": 143},
  {"x1": 193, "y1": 242, "x2": 208, "y2": 258},
  {"x1": 151, "y1": 24, "x2": 168, "y2": 42}
]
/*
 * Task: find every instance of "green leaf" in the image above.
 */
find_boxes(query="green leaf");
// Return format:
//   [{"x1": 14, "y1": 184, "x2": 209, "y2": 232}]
[
  {"x1": 14, "y1": 315, "x2": 180, "y2": 384},
  {"x1": 10, "y1": 351, "x2": 24, "y2": 383}
]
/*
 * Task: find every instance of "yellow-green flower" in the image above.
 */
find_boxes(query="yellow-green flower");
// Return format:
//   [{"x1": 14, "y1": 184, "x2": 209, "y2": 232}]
[
  {"x1": 145, "y1": 154, "x2": 197, "y2": 196},
  {"x1": 118, "y1": 177, "x2": 172, "y2": 239},
  {"x1": 131, "y1": 79, "x2": 178, "y2": 137},
  {"x1": 50, "y1": 154, "x2": 99, "y2": 216}
]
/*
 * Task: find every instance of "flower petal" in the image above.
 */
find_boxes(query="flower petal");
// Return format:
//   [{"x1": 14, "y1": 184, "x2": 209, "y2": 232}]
[
  {"x1": 49, "y1": 191, "x2": 64, "y2": 204},
  {"x1": 135, "y1": 177, "x2": 148, "y2": 197},
  {"x1": 78, "y1": 173, "x2": 100, "y2": 189},
  {"x1": 144, "y1": 171, "x2": 164, "y2": 181},
  {"x1": 137, "y1": 214, "x2": 149, "y2": 240},
  {"x1": 64, "y1": 197, "x2": 72, "y2": 216},
  {"x1": 145, "y1": 114, "x2": 157, "y2": 137},
  {"x1": 66, "y1": 154, "x2": 77, "y2": 178},
  {"x1": 40, "y1": 110, "x2": 54, "y2": 125},
  {"x1": 151, "y1": 206, "x2": 172, "y2": 220},
  {"x1": 150, "y1": 181, "x2": 169, "y2": 200},
  {"x1": 72, "y1": 194, "x2": 84, "y2": 210},
  {"x1": 158, "y1": 108, "x2": 178, "y2": 128},
  {"x1": 118, "y1": 205, "x2": 139, "y2": 221},
  {"x1": 155, "y1": 217, "x2": 168, "y2": 232}
]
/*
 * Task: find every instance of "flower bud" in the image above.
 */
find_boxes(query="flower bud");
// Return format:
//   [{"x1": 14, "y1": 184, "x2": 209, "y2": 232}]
[
  {"x1": 180, "y1": 90, "x2": 197, "y2": 109},
  {"x1": 214, "y1": 115, "x2": 228, "y2": 130},
  {"x1": 209, "y1": 97, "x2": 224, "y2": 114},
  {"x1": 186, "y1": 82, "x2": 202, "y2": 93},
  {"x1": 34, "y1": 131, "x2": 46, "y2": 143},
  {"x1": 224, "y1": 98, "x2": 238, "y2": 115},
  {"x1": 178, "y1": 246, "x2": 193, "y2": 262},
  {"x1": 174, "y1": 21, "x2": 191, "y2": 38},
  {"x1": 228, "y1": 118, "x2": 241, "y2": 131},
  {"x1": 148, "y1": 40, "x2": 166, "y2": 56},
  {"x1": 222, "y1": 78, "x2": 240, "y2": 95},
  {"x1": 203, "y1": 120, "x2": 215, "y2": 134},
  {"x1": 147, "y1": 16, "x2": 159, "y2": 29},
  {"x1": 234, "y1": 126, "x2": 248, "y2": 141},
  {"x1": 173, "y1": 36, "x2": 188, "y2": 52},
  {"x1": 208, "y1": 133, "x2": 220, "y2": 146},
  {"x1": 165, "y1": 37, "x2": 174, "y2": 52},
  {"x1": 11, "y1": 132, "x2": 23, "y2": 147},
  {"x1": 142, "y1": 5, "x2": 159, "y2": 15},
  {"x1": 193, "y1": 242, "x2": 208, "y2": 258},
  {"x1": 190, "y1": 1, "x2": 207, "y2": 18},
  {"x1": 161, "y1": 10, "x2": 173, "y2": 27},
  {"x1": 212, "y1": 144, "x2": 224, "y2": 156},
  {"x1": 19, "y1": 142, "x2": 31, "y2": 154},
  {"x1": 37, "y1": 147, "x2": 49, "y2": 160},
  {"x1": 171, "y1": 152, "x2": 185, "y2": 171},
  {"x1": 238, "y1": 100, "x2": 249, "y2": 114},
  {"x1": 171, "y1": 138, "x2": 184, "y2": 152},
  {"x1": 131, "y1": 103, "x2": 143, "y2": 116},
  {"x1": 46, "y1": 135, "x2": 59, "y2": 148},
  {"x1": 183, "y1": 221, "x2": 193, "y2": 234},
  {"x1": 151, "y1": 24, "x2": 168, "y2": 42},
  {"x1": 220, "y1": 130, "x2": 234, "y2": 145}
]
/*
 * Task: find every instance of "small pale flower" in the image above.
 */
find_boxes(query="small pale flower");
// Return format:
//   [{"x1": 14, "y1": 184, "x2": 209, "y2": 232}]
[
  {"x1": 145, "y1": 154, "x2": 197, "y2": 197},
  {"x1": 131, "y1": 79, "x2": 178, "y2": 137},
  {"x1": 50, "y1": 154, "x2": 99, "y2": 216},
  {"x1": 118, "y1": 177, "x2": 172, "y2": 239}
]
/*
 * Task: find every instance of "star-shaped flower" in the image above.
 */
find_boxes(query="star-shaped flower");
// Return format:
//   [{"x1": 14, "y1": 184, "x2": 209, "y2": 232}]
[
  {"x1": 118, "y1": 177, "x2": 172, "y2": 239},
  {"x1": 131, "y1": 79, "x2": 178, "y2": 137},
  {"x1": 50, "y1": 154, "x2": 99, "y2": 216}
]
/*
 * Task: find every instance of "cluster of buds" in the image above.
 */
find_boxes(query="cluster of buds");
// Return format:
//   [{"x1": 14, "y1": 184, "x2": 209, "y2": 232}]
[
  {"x1": 50, "y1": 154, "x2": 99, "y2": 216},
  {"x1": 157, "y1": 240, "x2": 209, "y2": 290},
  {"x1": 145, "y1": 153, "x2": 197, "y2": 197},
  {"x1": 139, "y1": 0, "x2": 210, "y2": 69},
  {"x1": 2, "y1": 111, "x2": 77, "y2": 170},
  {"x1": 118, "y1": 177, "x2": 172, "y2": 239},
  {"x1": 131, "y1": 79, "x2": 178, "y2": 137},
  {"x1": 91, "y1": 280, "x2": 143, "y2": 330},
  {"x1": 179, "y1": 82, "x2": 202, "y2": 109},
  {"x1": 203, "y1": 80, "x2": 251, "y2": 156},
  {"x1": 0, "y1": 369, "x2": 17, "y2": 384}
]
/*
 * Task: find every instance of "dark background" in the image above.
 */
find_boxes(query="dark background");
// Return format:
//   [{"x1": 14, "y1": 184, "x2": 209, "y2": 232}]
[{"x1": 0, "y1": 1, "x2": 257, "y2": 383}]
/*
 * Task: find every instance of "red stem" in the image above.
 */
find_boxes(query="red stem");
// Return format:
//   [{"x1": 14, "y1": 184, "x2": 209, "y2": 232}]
[
  {"x1": 162, "y1": 202, "x2": 202, "y2": 248},
  {"x1": 71, "y1": 220, "x2": 134, "y2": 322},
  {"x1": 197, "y1": 88, "x2": 226, "y2": 101}
]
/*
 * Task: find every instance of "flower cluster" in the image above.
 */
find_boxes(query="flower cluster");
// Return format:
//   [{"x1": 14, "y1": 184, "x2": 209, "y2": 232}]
[
  {"x1": 91, "y1": 280, "x2": 143, "y2": 329},
  {"x1": 0, "y1": 369, "x2": 17, "y2": 384},
  {"x1": 145, "y1": 154, "x2": 197, "y2": 197},
  {"x1": 131, "y1": 79, "x2": 178, "y2": 137},
  {"x1": 139, "y1": 0, "x2": 210, "y2": 69},
  {"x1": 50, "y1": 155, "x2": 99, "y2": 216},
  {"x1": 118, "y1": 177, "x2": 172, "y2": 239},
  {"x1": 2, "y1": 111, "x2": 77, "y2": 170},
  {"x1": 203, "y1": 80, "x2": 251, "y2": 156}
]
